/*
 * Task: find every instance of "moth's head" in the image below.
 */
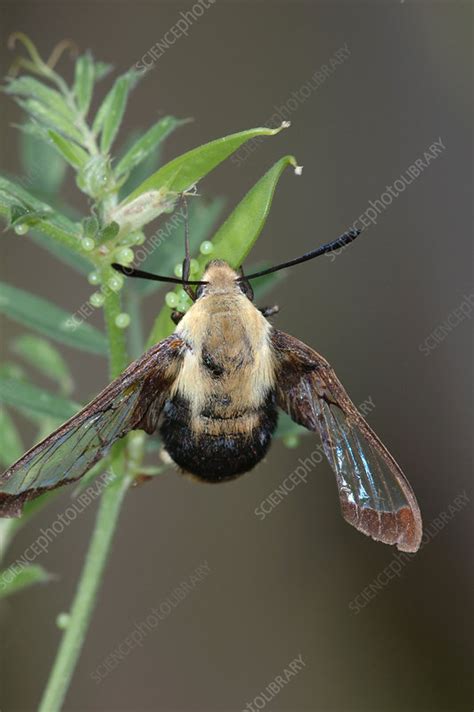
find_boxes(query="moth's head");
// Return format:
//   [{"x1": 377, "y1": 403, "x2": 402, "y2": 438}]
[{"x1": 196, "y1": 259, "x2": 253, "y2": 301}]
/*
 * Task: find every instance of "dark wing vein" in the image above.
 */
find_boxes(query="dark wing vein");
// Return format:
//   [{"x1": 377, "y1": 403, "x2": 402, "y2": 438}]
[
  {"x1": 272, "y1": 329, "x2": 422, "y2": 552},
  {"x1": 0, "y1": 336, "x2": 185, "y2": 517}
]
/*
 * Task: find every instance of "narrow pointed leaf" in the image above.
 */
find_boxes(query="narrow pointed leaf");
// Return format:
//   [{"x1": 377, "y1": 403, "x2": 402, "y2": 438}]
[
  {"x1": 14, "y1": 120, "x2": 50, "y2": 144},
  {"x1": 115, "y1": 116, "x2": 190, "y2": 177},
  {"x1": 15, "y1": 97, "x2": 83, "y2": 144},
  {"x1": 118, "y1": 135, "x2": 163, "y2": 200},
  {"x1": 94, "y1": 70, "x2": 139, "y2": 153},
  {"x1": 20, "y1": 130, "x2": 66, "y2": 196},
  {"x1": 73, "y1": 52, "x2": 95, "y2": 114},
  {"x1": 0, "y1": 282, "x2": 108, "y2": 355},
  {"x1": 97, "y1": 221, "x2": 119, "y2": 243},
  {"x1": 125, "y1": 124, "x2": 290, "y2": 203},
  {"x1": 0, "y1": 565, "x2": 53, "y2": 600},
  {"x1": 7, "y1": 206, "x2": 51, "y2": 229},
  {"x1": 0, "y1": 376, "x2": 79, "y2": 420},
  {"x1": 0, "y1": 175, "x2": 81, "y2": 251},
  {"x1": 48, "y1": 130, "x2": 89, "y2": 169},
  {"x1": 196, "y1": 155, "x2": 299, "y2": 269},
  {"x1": 4, "y1": 76, "x2": 75, "y2": 122},
  {"x1": 0, "y1": 363, "x2": 26, "y2": 381}
]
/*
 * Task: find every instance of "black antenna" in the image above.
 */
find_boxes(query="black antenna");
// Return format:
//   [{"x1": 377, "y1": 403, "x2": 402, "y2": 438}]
[
  {"x1": 112, "y1": 263, "x2": 207, "y2": 286},
  {"x1": 180, "y1": 194, "x2": 196, "y2": 300},
  {"x1": 240, "y1": 228, "x2": 362, "y2": 281}
]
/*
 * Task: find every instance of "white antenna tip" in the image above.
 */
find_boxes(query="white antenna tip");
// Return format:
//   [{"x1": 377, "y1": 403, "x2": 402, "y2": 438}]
[{"x1": 294, "y1": 165, "x2": 303, "y2": 176}]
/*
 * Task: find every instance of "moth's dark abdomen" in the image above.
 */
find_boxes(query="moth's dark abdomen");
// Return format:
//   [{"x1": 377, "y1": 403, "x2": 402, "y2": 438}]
[{"x1": 159, "y1": 393, "x2": 278, "y2": 481}]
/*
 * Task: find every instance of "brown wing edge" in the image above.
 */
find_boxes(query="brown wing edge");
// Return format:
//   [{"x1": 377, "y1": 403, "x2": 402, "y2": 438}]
[
  {"x1": 0, "y1": 336, "x2": 186, "y2": 518},
  {"x1": 271, "y1": 329, "x2": 422, "y2": 553}
]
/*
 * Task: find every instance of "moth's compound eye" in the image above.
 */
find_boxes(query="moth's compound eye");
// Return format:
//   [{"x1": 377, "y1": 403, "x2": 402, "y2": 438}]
[{"x1": 195, "y1": 284, "x2": 207, "y2": 299}]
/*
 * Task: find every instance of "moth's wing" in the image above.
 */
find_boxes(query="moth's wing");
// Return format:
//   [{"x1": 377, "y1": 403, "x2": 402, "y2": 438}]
[
  {"x1": 271, "y1": 329, "x2": 422, "y2": 552},
  {"x1": 0, "y1": 336, "x2": 185, "y2": 517}
]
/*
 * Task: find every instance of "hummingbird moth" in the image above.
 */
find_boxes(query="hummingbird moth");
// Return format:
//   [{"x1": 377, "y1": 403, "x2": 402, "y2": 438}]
[{"x1": 0, "y1": 225, "x2": 422, "y2": 552}]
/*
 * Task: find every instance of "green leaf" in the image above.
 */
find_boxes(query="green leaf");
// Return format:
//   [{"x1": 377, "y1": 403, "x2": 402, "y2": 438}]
[
  {"x1": 0, "y1": 175, "x2": 82, "y2": 251},
  {"x1": 12, "y1": 334, "x2": 73, "y2": 393},
  {"x1": 15, "y1": 97, "x2": 83, "y2": 144},
  {"x1": 5, "y1": 203, "x2": 27, "y2": 225},
  {"x1": 146, "y1": 155, "x2": 299, "y2": 347},
  {"x1": 0, "y1": 564, "x2": 53, "y2": 600},
  {"x1": 135, "y1": 197, "x2": 226, "y2": 296},
  {"x1": 0, "y1": 407, "x2": 23, "y2": 468},
  {"x1": 97, "y1": 221, "x2": 119, "y2": 243},
  {"x1": 0, "y1": 281, "x2": 108, "y2": 355},
  {"x1": 48, "y1": 130, "x2": 89, "y2": 169},
  {"x1": 82, "y1": 215, "x2": 99, "y2": 240},
  {"x1": 197, "y1": 155, "x2": 299, "y2": 269},
  {"x1": 118, "y1": 133, "x2": 163, "y2": 200},
  {"x1": 0, "y1": 175, "x2": 48, "y2": 211},
  {"x1": 7, "y1": 206, "x2": 52, "y2": 230},
  {"x1": 0, "y1": 376, "x2": 79, "y2": 420},
  {"x1": 4, "y1": 76, "x2": 75, "y2": 122},
  {"x1": 0, "y1": 356, "x2": 65, "y2": 432},
  {"x1": 125, "y1": 124, "x2": 291, "y2": 203},
  {"x1": 115, "y1": 116, "x2": 190, "y2": 177},
  {"x1": 20, "y1": 129, "x2": 67, "y2": 196},
  {"x1": 93, "y1": 70, "x2": 139, "y2": 153},
  {"x1": 14, "y1": 120, "x2": 50, "y2": 144},
  {"x1": 73, "y1": 52, "x2": 94, "y2": 114},
  {"x1": 0, "y1": 362, "x2": 26, "y2": 381}
]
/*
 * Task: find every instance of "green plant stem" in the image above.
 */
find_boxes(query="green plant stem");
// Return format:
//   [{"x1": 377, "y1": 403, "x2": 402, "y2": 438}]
[
  {"x1": 101, "y1": 276, "x2": 128, "y2": 379},
  {"x1": 38, "y1": 463, "x2": 131, "y2": 712},
  {"x1": 38, "y1": 286, "x2": 131, "y2": 711}
]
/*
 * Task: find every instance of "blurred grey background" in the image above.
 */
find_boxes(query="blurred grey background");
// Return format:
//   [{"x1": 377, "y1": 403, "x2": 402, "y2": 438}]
[{"x1": 0, "y1": 1, "x2": 472, "y2": 711}]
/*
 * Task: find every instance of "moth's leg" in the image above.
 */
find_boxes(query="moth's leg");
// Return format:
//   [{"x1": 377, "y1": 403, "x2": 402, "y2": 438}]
[
  {"x1": 171, "y1": 310, "x2": 184, "y2": 325},
  {"x1": 260, "y1": 305, "x2": 279, "y2": 317}
]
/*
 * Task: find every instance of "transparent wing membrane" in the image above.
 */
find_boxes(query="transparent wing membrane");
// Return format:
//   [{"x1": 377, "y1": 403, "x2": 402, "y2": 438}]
[
  {"x1": 315, "y1": 399, "x2": 419, "y2": 550},
  {"x1": 0, "y1": 336, "x2": 185, "y2": 517},
  {"x1": 1, "y1": 387, "x2": 142, "y2": 497},
  {"x1": 272, "y1": 329, "x2": 422, "y2": 552}
]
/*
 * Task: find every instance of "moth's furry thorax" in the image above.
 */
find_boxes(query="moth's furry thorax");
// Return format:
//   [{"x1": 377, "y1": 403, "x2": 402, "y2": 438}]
[{"x1": 173, "y1": 261, "x2": 276, "y2": 413}]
